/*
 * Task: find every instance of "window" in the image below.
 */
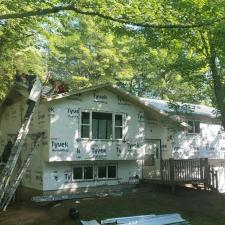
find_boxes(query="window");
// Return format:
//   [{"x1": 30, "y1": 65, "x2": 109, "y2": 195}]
[
  {"x1": 194, "y1": 121, "x2": 200, "y2": 133},
  {"x1": 84, "y1": 167, "x2": 93, "y2": 179},
  {"x1": 92, "y1": 112, "x2": 112, "y2": 139},
  {"x1": 97, "y1": 165, "x2": 117, "y2": 179},
  {"x1": 73, "y1": 166, "x2": 93, "y2": 180},
  {"x1": 81, "y1": 112, "x2": 90, "y2": 138},
  {"x1": 187, "y1": 120, "x2": 200, "y2": 134},
  {"x1": 108, "y1": 165, "x2": 117, "y2": 178},
  {"x1": 73, "y1": 165, "x2": 117, "y2": 180},
  {"x1": 98, "y1": 166, "x2": 107, "y2": 178},
  {"x1": 80, "y1": 111, "x2": 123, "y2": 139},
  {"x1": 73, "y1": 167, "x2": 83, "y2": 180},
  {"x1": 114, "y1": 114, "x2": 123, "y2": 139}
]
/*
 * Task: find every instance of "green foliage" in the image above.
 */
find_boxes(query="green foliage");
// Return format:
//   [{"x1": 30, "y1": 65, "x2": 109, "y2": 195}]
[
  {"x1": 0, "y1": 5, "x2": 46, "y2": 98},
  {"x1": 1, "y1": 0, "x2": 225, "y2": 127}
]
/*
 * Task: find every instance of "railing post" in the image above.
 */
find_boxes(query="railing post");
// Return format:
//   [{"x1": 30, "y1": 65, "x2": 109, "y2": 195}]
[
  {"x1": 169, "y1": 158, "x2": 174, "y2": 182},
  {"x1": 200, "y1": 158, "x2": 204, "y2": 181},
  {"x1": 160, "y1": 158, "x2": 164, "y2": 181},
  {"x1": 215, "y1": 170, "x2": 219, "y2": 192},
  {"x1": 204, "y1": 158, "x2": 210, "y2": 188},
  {"x1": 211, "y1": 168, "x2": 214, "y2": 188}
]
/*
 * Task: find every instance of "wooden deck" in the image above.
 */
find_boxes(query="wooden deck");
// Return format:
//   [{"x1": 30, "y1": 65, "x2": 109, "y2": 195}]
[{"x1": 142, "y1": 158, "x2": 218, "y2": 191}]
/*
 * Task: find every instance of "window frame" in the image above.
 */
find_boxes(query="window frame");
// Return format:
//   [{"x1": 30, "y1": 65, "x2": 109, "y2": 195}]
[
  {"x1": 80, "y1": 111, "x2": 91, "y2": 139},
  {"x1": 72, "y1": 166, "x2": 94, "y2": 181},
  {"x1": 72, "y1": 167, "x2": 83, "y2": 180},
  {"x1": 80, "y1": 110, "x2": 124, "y2": 140},
  {"x1": 187, "y1": 120, "x2": 201, "y2": 134},
  {"x1": 114, "y1": 114, "x2": 123, "y2": 140},
  {"x1": 96, "y1": 164, "x2": 117, "y2": 180},
  {"x1": 92, "y1": 112, "x2": 113, "y2": 139},
  {"x1": 72, "y1": 164, "x2": 118, "y2": 181},
  {"x1": 107, "y1": 165, "x2": 117, "y2": 179},
  {"x1": 97, "y1": 165, "x2": 107, "y2": 179}
]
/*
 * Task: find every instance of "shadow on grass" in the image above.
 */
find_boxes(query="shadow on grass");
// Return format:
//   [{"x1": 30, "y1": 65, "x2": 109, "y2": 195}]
[{"x1": 1, "y1": 186, "x2": 225, "y2": 225}]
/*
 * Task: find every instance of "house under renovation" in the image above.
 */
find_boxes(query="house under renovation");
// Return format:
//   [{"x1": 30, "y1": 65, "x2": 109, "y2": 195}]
[{"x1": 0, "y1": 81, "x2": 224, "y2": 203}]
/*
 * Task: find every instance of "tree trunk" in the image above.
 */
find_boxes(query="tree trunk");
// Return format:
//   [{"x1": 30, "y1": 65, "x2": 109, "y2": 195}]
[{"x1": 208, "y1": 37, "x2": 225, "y2": 130}]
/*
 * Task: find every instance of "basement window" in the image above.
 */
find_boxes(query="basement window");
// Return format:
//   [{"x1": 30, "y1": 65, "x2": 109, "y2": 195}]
[
  {"x1": 73, "y1": 166, "x2": 94, "y2": 180},
  {"x1": 98, "y1": 166, "x2": 107, "y2": 178},
  {"x1": 187, "y1": 120, "x2": 200, "y2": 134},
  {"x1": 97, "y1": 165, "x2": 117, "y2": 179},
  {"x1": 108, "y1": 165, "x2": 117, "y2": 178},
  {"x1": 84, "y1": 167, "x2": 93, "y2": 179},
  {"x1": 73, "y1": 167, "x2": 83, "y2": 180}
]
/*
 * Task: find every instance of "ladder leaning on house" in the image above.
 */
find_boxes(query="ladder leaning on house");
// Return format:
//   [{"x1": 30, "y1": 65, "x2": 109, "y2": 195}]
[
  {"x1": 0, "y1": 77, "x2": 43, "y2": 211},
  {"x1": 0, "y1": 132, "x2": 44, "y2": 211}
]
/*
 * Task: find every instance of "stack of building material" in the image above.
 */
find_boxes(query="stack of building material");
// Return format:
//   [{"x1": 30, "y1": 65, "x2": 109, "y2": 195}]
[
  {"x1": 81, "y1": 214, "x2": 189, "y2": 225},
  {"x1": 100, "y1": 214, "x2": 189, "y2": 225},
  {"x1": 101, "y1": 215, "x2": 156, "y2": 224}
]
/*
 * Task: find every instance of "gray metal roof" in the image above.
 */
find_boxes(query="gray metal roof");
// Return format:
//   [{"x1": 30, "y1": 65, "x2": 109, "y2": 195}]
[{"x1": 140, "y1": 98, "x2": 218, "y2": 118}]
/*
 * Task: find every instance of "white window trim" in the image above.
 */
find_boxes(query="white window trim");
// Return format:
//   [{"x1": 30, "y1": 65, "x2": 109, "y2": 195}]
[
  {"x1": 72, "y1": 164, "x2": 118, "y2": 181},
  {"x1": 79, "y1": 110, "x2": 124, "y2": 140},
  {"x1": 112, "y1": 113, "x2": 115, "y2": 139},
  {"x1": 90, "y1": 111, "x2": 93, "y2": 139},
  {"x1": 80, "y1": 110, "x2": 91, "y2": 139},
  {"x1": 114, "y1": 113, "x2": 124, "y2": 140}
]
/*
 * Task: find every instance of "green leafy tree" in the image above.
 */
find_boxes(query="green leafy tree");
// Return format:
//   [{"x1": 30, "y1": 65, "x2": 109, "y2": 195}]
[{"x1": 1, "y1": 0, "x2": 225, "y2": 129}]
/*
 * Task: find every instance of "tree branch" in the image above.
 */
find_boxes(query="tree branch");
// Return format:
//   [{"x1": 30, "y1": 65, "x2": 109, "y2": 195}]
[
  {"x1": 0, "y1": 4, "x2": 224, "y2": 29},
  {"x1": 199, "y1": 32, "x2": 210, "y2": 58}
]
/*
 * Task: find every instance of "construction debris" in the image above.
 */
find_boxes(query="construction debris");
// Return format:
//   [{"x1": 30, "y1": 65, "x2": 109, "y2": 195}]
[
  {"x1": 32, "y1": 193, "x2": 94, "y2": 202},
  {"x1": 32, "y1": 189, "x2": 123, "y2": 202}
]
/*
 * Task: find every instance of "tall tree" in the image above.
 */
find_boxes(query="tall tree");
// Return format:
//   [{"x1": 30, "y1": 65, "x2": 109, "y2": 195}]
[{"x1": 1, "y1": 1, "x2": 225, "y2": 129}]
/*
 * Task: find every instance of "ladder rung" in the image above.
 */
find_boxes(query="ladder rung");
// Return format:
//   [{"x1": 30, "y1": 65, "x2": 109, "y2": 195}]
[
  {"x1": 0, "y1": 77, "x2": 43, "y2": 211},
  {"x1": 0, "y1": 133, "x2": 44, "y2": 209}
]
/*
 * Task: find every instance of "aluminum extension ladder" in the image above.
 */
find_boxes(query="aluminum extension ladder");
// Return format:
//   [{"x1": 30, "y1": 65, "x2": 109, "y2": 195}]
[
  {"x1": 0, "y1": 132, "x2": 44, "y2": 211},
  {"x1": 0, "y1": 77, "x2": 42, "y2": 211}
]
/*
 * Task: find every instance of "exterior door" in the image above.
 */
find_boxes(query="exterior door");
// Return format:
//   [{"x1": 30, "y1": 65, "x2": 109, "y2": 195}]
[{"x1": 143, "y1": 139, "x2": 161, "y2": 179}]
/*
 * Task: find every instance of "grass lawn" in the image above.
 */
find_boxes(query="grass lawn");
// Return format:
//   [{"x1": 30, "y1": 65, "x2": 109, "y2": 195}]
[{"x1": 0, "y1": 186, "x2": 225, "y2": 225}]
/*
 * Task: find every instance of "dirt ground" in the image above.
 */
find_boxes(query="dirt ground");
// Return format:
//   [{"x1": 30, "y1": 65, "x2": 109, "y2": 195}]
[{"x1": 0, "y1": 186, "x2": 225, "y2": 225}]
